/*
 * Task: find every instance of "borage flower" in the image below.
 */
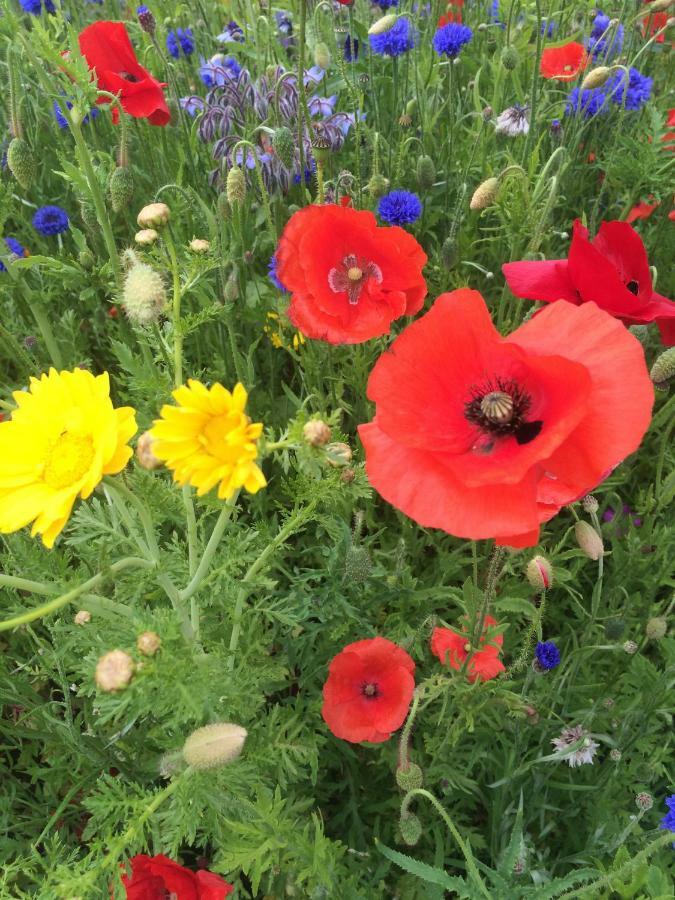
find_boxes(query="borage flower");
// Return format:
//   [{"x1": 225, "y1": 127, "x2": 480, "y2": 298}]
[
  {"x1": 274, "y1": 204, "x2": 427, "y2": 344},
  {"x1": 121, "y1": 854, "x2": 233, "y2": 899},
  {"x1": 431, "y1": 615, "x2": 504, "y2": 682},
  {"x1": 321, "y1": 637, "x2": 415, "y2": 743},
  {"x1": 79, "y1": 21, "x2": 170, "y2": 125},
  {"x1": 540, "y1": 42, "x2": 587, "y2": 81},
  {"x1": 503, "y1": 219, "x2": 675, "y2": 344},
  {"x1": 358, "y1": 290, "x2": 653, "y2": 547},
  {"x1": 149, "y1": 381, "x2": 266, "y2": 500},
  {"x1": 0, "y1": 369, "x2": 137, "y2": 548}
]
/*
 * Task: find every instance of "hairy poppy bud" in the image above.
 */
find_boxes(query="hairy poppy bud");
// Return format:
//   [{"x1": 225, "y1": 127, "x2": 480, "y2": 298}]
[
  {"x1": 650, "y1": 347, "x2": 675, "y2": 390},
  {"x1": 95, "y1": 650, "x2": 135, "y2": 692},
  {"x1": 303, "y1": 420, "x2": 332, "y2": 447},
  {"x1": 645, "y1": 617, "x2": 667, "y2": 640},
  {"x1": 7, "y1": 138, "x2": 36, "y2": 189},
  {"x1": 367, "y1": 173, "x2": 390, "y2": 199},
  {"x1": 272, "y1": 126, "x2": 295, "y2": 169},
  {"x1": 406, "y1": 98, "x2": 418, "y2": 118},
  {"x1": 470, "y1": 176, "x2": 499, "y2": 211},
  {"x1": 182, "y1": 723, "x2": 248, "y2": 770},
  {"x1": 314, "y1": 41, "x2": 331, "y2": 70},
  {"x1": 137, "y1": 631, "x2": 161, "y2": 656},
  {"x1": 396, "y1": 763, "x2": 423, "y2": 792},
  {"x1": 122, "y1": 262, "x2": 167, "y2": 326},
  {"x1": 574, "y1": 521, "x2": 604, "y2": 560},
  {"x1": 580, "y1": 66, "x2": 612, "y2": 91},
  {"x1": 137, "y1": 202, "x2": 170, "y2": 228},
  {"x1": 368, "y1": 14, "x2": 397, "y2": 35},
  {"x1": 74, "y1": 610, "x2": 91, "y2": 625},
  {"x1": 416, "y1": 155, "x2": 436, "y2": 190},
  {"x1": 223, "y1": 271, "x2": 239, "y2": 302},
  {"x1": 645, "y1": 0, "x2": 672, "y2": 11},
  {"x1": 399, "y1": 812, "x2": 422, "y2": 846},
  {"x1": 136, "y1": 431, "x2": 161, "y2": 470},
  {"x1": 135, "y1": 228, "x2": 158, "y2": 246},
  {"x1": 345, "y1": 545, "x2": 372, "y2": 583},
  {"x1": 501, "y1": 46, "x2": 520, "y2": 70},
  {"x1": 326, "y1": 442, "x2": 353, "y2": 467},
  {"x1": 581, "y1": 494, "x2": 599, "y2": 514},
  {"x1": 526, "y1": 555, "x2": 553, "y2": 591},
  {"x1": 216, "y1": 191, "x2": 230, "y2": 221},
  {"x1": 109, "y1": 166, "x2": 135, "y2": 214},
  {"x1": 189, "y1": 238, "x2": 210, "y2": 253},
  {"x1": 226, "y1": 166, "x2": 246, "y2": 206}
]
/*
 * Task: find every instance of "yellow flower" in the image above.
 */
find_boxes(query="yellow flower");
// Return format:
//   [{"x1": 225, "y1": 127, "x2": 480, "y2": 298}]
[
  {"x1": 149, "y1": 381, "x2": 266, "y2": 500},
  {"x1": 0, "y1": 368, "x2": 137, "y2": 548}
]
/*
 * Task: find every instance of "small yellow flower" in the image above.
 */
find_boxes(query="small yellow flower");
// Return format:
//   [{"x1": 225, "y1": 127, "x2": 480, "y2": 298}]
[
  {"x1": 149, "y1": 381, "x2": 266, "y2": 500},
  {"x1": 0, "y1": 368, "x2": 137, "y2": 548}
]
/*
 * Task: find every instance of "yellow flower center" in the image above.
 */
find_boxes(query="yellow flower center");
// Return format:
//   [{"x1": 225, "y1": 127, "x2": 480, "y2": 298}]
[
  {"x1": 347, "y1": 266, "x2": 363, "y2": 282},
  {"x1": 43, "y1": 433, "x2": 95, "y2": 489},
  {"x1": 200, "y1": 414, "x2": 250, "y2": 460}
]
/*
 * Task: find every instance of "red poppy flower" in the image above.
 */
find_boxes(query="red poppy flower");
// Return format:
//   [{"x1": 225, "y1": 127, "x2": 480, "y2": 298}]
[
  {"x1": 539, "y1": 42, "x2": 587, "y2": 81},
  {"x1": 321, "y1": 637, "x2": 415, "y2": 743},
  {"x1": 503, "y1": 219, "x2": 675, "y2": 345},
  {"x1": 275, "y1": 204, "x2": 427, "y2": 344},
  {"x1": 438, "y1": 0, "x2": 464, "y2": 25},
  {"x1": 642, "y1": 1, "x2": 668, "y2": 43},
  {"x1": 431, "y1": 615, "x2": 504, "y2": 682},
  {"x1": 358, "y1": 290, "x2": 653, "y2": 548},
  {"x1": 121, "y1": 854, "x2": 233, "y2": 900},
  {"x1": 79, "y1": 22, "x2": 170, "y2": 126},
  {"x1": 626, "y1": 199, "x2": 660, "y2": 224}
]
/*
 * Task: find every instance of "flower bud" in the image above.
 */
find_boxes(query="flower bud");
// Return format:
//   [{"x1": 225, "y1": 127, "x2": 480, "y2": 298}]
[
  {"x1": 182, "y1": 722, "x2": 248, "y2": 770},
  {"x1": 470, "y1": 176, "x2": 499, "y2": 211},
  {"x1": 441, "y1": 236, "x2": 458, "y2": 270},
  {"x1": 399, "y1": 812, "x2": 422, "y2": 846},
  {"x1": 74, "y1": 610, "x2": 91, "y2": 626},
  {"x1": 368, "y1": 14, "x2": 397, "y2": 35},
  {"x1": 135, "y1": 228, "x2": 159, "y2": 246},
  {"x1": 645, "y1": 0, "x2": 672, "y2": 11},
  {"x1": 623, "y1": 640, "x2": 638, "y2": 655},
  {"x1": 574, "y1": 521, "x2": 604, "y2": 560},
  {"x1": 216, "y1": 191, "x2": 230, "y2": 221},
  {"x1": 189, "y1": 238, "x2": 211, "y2": 253},
  {"x1": 137, "y1": 4, "x2": 156, "y2": 34},
  {"x1": 581, "y1": 494, "x2": 598, "y2": 514},
  {"x1": 341, "y1": 468, "x2": 356, "y2": 484},
  {"x1": 226, "y1": 166, "x2": 247, "y2": 206},
  {"x1": 650, "y1": 346, "x2": 675, "y2": 391},
  {"x1": 526, "y1": 555, "x2": 553, "y2": 591},
  {"x1": 645, "y1": 617, "x2": 667, "y2": 640},
  {"x1": 223, "y1": 271, "x2": 239, "y2": 302},
  {"x1": 416, "y1": 155, "x2": 436, "y2": 191},
  {"x1": 137, "y1": 631, "x2": 161, "y2": 656},
  {"x1": 7, "y1": 138, "x2": 37, "y2": 190},
  {"x1": 78, "y1": 249, "x2": 95, "y2": 269},
  {"x1": 501, "y1": 46, "x2": 520, "y2": 70},
  {"x1": 635, "y1": 792, "x2": 653, "y2": 811},
  {"x1": 272, "y1": 126, "x2": 295, "y2": 170},
  {"x1": 396, "y1": 763, "x2": 423, "y2": 792},
  {"x1": 314, "y1": 41, "x2": 331, "y2": 70},
  {"x1": 137, "y1": 202, "x2": 170, "y2": 228},
  {"x1": 122, "y1": 262, "x2": 167, "y2": 326},
  {"x1": 406, "y1": 98, "x2": 418, "y2": 118},
  {"x1": 303, "y1": 420, "x2": 332, "y2": 447},
  {"x1": 345, "y1": 545, "x2": 372, "y2": 583},
  {"x1": 366, "y1": 173, "x2": 390, "y2": 199},
  {"x1": 580, "y1": 66, "x2": 612, "y2": 91},
  {"x1": 109, "y1": 166, "x2": 135, "y2": 214},
  {"x1": 135, "y1": 431, "x2": 161, "y2": 470},
  {"x1": 326, "y1": 442, "x2": 352, "y2": 467},
  {"x1": 609, "y1": 748, "x2": 621, "y2": 761},
  {"x1": 95, "y1": 650, "x2": 135, "y2": 692}
]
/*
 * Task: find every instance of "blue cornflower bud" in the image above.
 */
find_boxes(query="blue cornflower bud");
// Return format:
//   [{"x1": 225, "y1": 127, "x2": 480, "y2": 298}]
[
  {"x1": 167, "y1": 27, "x2": 194, "y2": 59},
  {"x1": 535, "y1": 640, "x2": 561, "y2": 671}
]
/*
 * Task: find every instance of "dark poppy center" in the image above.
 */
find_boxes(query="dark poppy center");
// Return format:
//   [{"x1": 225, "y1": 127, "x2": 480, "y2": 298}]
[
  {"x1": 119, "y1": 71, "x2": 140, "y2": 83},
  {"x1": 465, "y1": 378, "x2": 543, "y2": 445},
  {"x1": 626, "y1": 279, "x2": 639, "y2": 295},
  {"x1": 328, "y1": 254, "x2": 383, "y2": 305},
  {"x1": 361, "y1": 681, "x2": 380, "y2": 699}
]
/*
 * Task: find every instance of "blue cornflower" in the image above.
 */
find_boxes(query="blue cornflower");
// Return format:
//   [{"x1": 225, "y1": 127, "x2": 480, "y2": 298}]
[
  {"x1": 433, "y1": 22, "x2": 473, "y2": 58},
  {"x1": 489, "y1": 0, "x2": 505, "y2": 29},
  {"x1": 591, "y1": 11, "x2": 611, "y2": 35},
  {"x1": 378, "y1": 0, "x2": 399, "y2": 7},
  {"x1": 217, "y1": 20, "x2": 245, "y2": 43},
  {"x1": 541, "y1": 20, "x2": 556, "y2": 38},
  {"x1": 607, "y1": 67, "x2": 653, "y2": 111},
  {"x1": 199, "y1": 55, "x2": 242, "y2": 87},
  {"x1": 166, "y1": 28, "x2": 194, "y2": 59},
  {"x1": 369, "y1": 17, "x2": 416, "y2": 58},
  {"x1": 0, "y1": 237, "x2": 26, "y2": 272},
  {"x1": 293, "y1": 159, "x2": 316, "y2": 185},
  {"x1": 565, "y1": 84, "x2": 613, "y2": 118},
  {"x1": 52, "y1": 99, "x2": 99, "y2": 130},
  {"x1": 535, "y1": 641, "x2": 561, "y2": 671},
  {"x1": 660, "y1": 795, "x2": 675, "y2": 846},
  {"x1": 587, "y1": 11, "x2": 623, "y2": 60},
  {"x1": 268, "y1": 255, "x2": 287, "y2": 292},
  {"x1": 19, "y1": 0, "x2": 55, "y2": 14},
  {"x1": 344, "y1": 35, "x2": 360, "y2": 63},
  {"x1": 32, "y1": 206, "x2": 69, "y2": 236},
  {"x1": 377, "y1": 190, "x2": 422, "y2": 226}
]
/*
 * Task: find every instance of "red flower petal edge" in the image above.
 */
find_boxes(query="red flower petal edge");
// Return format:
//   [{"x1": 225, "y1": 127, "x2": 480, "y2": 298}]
[{"x1": 121, "y1": 854, "x2": 234, "y2": 899}]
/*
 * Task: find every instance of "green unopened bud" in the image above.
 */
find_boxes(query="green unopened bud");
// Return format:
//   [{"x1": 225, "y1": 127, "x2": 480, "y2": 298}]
[
  {"x1": 645, "y1": 617, "x2": 667, "y2": 640},
  {"x1": 272, "y1": 126, "x2": 295, "y2": 169},
  {"x1": 223, "y1": 271, "x2": 239, "y2": 302},
  {"x1": 326, "y1": 442, "x2": 352, "y2": 467},
  {"x1": 216, "y1": 191, "x2": 230, "y2": 221},
  {"x1": 470, "y1": 176, "x2": 499, "y2": 211},
  {"x1": 580, "y1": 66, "x2": 612, "y2": 91},
  {"x1": 182, "y1": 722, "x2": 248, "y2": 770},
  {"x1": 441, "y1": 236, "x2": 458, "y2": 270},
  {"x1": 526, "y1": 555, "x2": 553, "y2": 591},
  {"x1": 368, "y1": 14, "x2": 397, "y2": 35},
  {"x1": 109, "y1": 166, "x2": 135, "y2": 214},
  {"x1": 635, "y1": 791, "x2": 653, "y2": 811},
  {"x1": 121, "y1": 262, "x2": 167, "y2": 326},
  {"x1": 314, "y1": 41, "x2": 331, "y2": 70},
  {"x1": 367, "y1": 173, "x2": 390, "y2": 199},
  {"x1": 345, "y1": 545, "x2": 372, "y2": 583},
  {"x1": 78, "y1": 249, "x2": 95, "y2": 270},
  {"x1": 80, "y1": 200, "x2": 99, "y2": 233},
  {"x1": 405, "y1": 98, "x2": 418, "y2": 118},
  {"x1": 7, "y1": 138, "x2": 36, "y2": 189},
  {"x1": 226, "y1": 166, "x2": 247, "y2": 206},
  {"x1": 650, "y1": 347, "x2": 675, "y2": 391},
  {"x1": 501, "y1": 46, "x2": 520, "y2": 70},
  {"x1": 604, "y1": 617, "x2": 626, "y2": 640},
  {"x1": 574, "y1": 521, "x2": 604, "y2": 560},
  {"x1": 399, "y1": 812, "x2": 422, "y2": 846},
  {"x1": 396, "y1": 763, "x2": 423, "y2": 792},
  {"x1": 416, "y1": 155, "x2": 436, "y2": 191}
]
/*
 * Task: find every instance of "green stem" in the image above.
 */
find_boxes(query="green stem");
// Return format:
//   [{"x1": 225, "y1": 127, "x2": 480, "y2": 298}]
[
  {"x1": 297, "y1": 0, "x2": 308, "y2": 181},
  {"x1": 183, "y1": 484, "x2": 198, "y2": 578},
  {"x1": 163, "y1": 228, "x2": 183, "y2": 387},
  {"x1": 180, "y1": 491, "x2": 241, "y2": 603},
  {"x1": 522, "y1": 0, "x2": 543, "y2": 165},
  {"x1": 103, "y1": 477, "x2": 160, "y2": 562},
  {"x1": 23, "y1": 287, "x2": 63, "y2": 369},
  {"x1": 0, "y1": 574, "x2": 59, "y2": 596},
  {"x1": 397, "y1": 690, "x2": 421, "y2": 770}
]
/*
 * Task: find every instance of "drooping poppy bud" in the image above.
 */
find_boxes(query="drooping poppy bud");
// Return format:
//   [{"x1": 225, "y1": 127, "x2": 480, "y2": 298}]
[
  {"x1": 526, "y1": 555, "x2": 553, "y2": 591},
  {"x1": 575, "y1": 521, "x2": 604, "y2": 560},
  {"x1": 182, "y1": 723, "x2": 248, "y2": 770}
]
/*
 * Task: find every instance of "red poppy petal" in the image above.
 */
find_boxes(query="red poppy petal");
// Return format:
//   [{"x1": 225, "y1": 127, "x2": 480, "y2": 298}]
[
  {"x1": 657, "y1": 315, "x2": 675, "y2": 346},
  {"x1": 591, "y1": 220, "x2": 653, "y2": 303},
  {"x1": 146, "y1": 856, "x2": 200, "y2": 900},
  {"x1": 502, "y1": 259, "x2": 579, "y2": 304},
  {"x1": 195, "y1": 870, "x2": 234, "y2": 899},
  {"x1": 430, "y1": 627, "x2": 466, "y2": 669},
  {"x1": 540, "y1": 42, "x2": 587, "y2": 81},
  {"x1": 79, "y1": 21, "x2": 138, "y2": 73},
  {"x1": 467, "y1": 652, "x2": 505, "y2": 682}
]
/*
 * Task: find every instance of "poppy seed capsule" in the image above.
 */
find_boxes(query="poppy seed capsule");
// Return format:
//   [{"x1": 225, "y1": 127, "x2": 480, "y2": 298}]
[
  {"x1": 580, "y1": 66, "x2": 612, "y2": 91},
  {"x1": 526, "y1": 555, "x2": 553, "y2": 591},
  {"x1": 272, "y1": 126, "x2": 295, "y2": 169},
  {"x1": 7, "y1": 138, "x2": 37, "y2": 189},
  {"x1": 650, "y1": 347, "x2": 675, "y2": 390},
  {"x1": 303, "y1": 420, "x2": 332, "y2": 446},
  {"x1": 470, "y1": 177, "x2": 500, "y2": 211},
  {"x1": 136, "y1": 431, "x2": 161, "y2": 470},
  {"x1": 226, "y1": 166, "x2": 246, "y2": 206},
  {"x1": 135, "y1": 228, "x2": 158, "y2": 246},
  {"x1": 574, "y1": 521, "x2": 604, "y2": 560},
  {"x1": 137, "y1": 630, "x2": 161, "y2": 656},
  {"x1": 109, "y1": 166, "x2": 135, "y2": 214},
  {"x1": 122, "y1": 262, "x2": 167, "y2": 326},
  {"x1": 182, "y1": 723, "x2": 247, "y2": 770},
  {"x1": 396, "y1": 762, "x2": 423, "y2": 792},
  {"x1": 416, "y1": 155, "x2": 436, "y2": 190},
  {"x1": 95, "y1": 650, "x2": 135, "y2": 692},
  {"x1": 480, "y1": 390, "x2": 513, "y2": 423},
  {"x1": 136, "y1": 202, "x2": 170, "y2": 228},
  {"x1": 399, "y1": 812, "x2": 422, "y2": 846},
  {"x1": 368, "y1": 14, "x2": 397, "y2": 35}
]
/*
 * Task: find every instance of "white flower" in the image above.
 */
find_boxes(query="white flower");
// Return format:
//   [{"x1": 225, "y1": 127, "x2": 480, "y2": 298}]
[
  {"x1": 495, "y1": 105, "x2": 530, "y2": 136},
  {"x1": 551, "y1": 725, "x2": 599, "y2": 767}
]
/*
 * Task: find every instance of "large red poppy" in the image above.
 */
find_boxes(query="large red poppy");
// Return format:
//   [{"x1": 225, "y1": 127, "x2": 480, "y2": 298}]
[
  {"x1": 503, "y1": 219, "x2": 675, "y2": 345},
  {"x1": 358, "y1": 290, "x2": 653, "y2": 548},
  {"x1": 431, "y1": 615, "x2": 504, "y2": 682},
  {"x1": 274, "y1": 205, "x2": 427, "y2": 344},
  {"x1": 321, "y1": 637, "x2": 415, "y2": 743},
  {"x1": 121, "y1": 854, "x2": 233, "y2": 899},
  {"x1": 79, "y1": 22, "x2": 169, "y2": 126},
  {"x1": 540, "y1": 42, "x2": 587, "y2": 81}
]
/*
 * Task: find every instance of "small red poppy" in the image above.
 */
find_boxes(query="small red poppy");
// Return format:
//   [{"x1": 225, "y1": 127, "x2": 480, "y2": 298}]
[
  {"x1": 121, "y1": 854, "x2": 233, "y2": 899},
  {"x1": 431, "y1": 615, "x2": 504, "y2": 682},
  {"x1": 539, "y1": 42, "x2": 588, "y2": 81},
  {"x1": 438, "y1": 0, "x2": 464, "y2": 25},
  {"x1": 503, "y1": 219, "x2": 675, "y2": 345},
  {"x1": 642, "y1": 1, "x2": 668, "y2": 43},
  {"x1": 626, "y1": 199, "x2": 660, "y2": 224},
  {"x1": 79, "y1": 22, "x2": 170, "y2": 126},
  {"x1": 321, "y1": 637, "x2": 415, "y2": 743},
  {"x1": 274, "y1": 204, "x2": 427, "y2": 344},
  {"x1": 358, "y1": 290, "x2": 653, "y2": 548}
]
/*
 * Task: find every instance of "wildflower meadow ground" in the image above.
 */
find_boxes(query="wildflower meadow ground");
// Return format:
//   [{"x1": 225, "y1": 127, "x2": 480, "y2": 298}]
[{"x1": 0, "y1": 0, "x2": 674, "y2": 897}]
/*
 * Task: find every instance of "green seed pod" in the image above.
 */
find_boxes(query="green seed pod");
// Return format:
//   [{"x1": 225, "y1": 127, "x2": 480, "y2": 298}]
[
  {"x1": 272, "y1": 127, "x2": 295, "y2": 170},
  {"x1": 7, "y1": 137, "x2": 36, "y2": 190},
  {"x1": 650, "y1": 346, "x2": 675, "y2": 391},
  {"x1": 441, "y1": 236, "x2": 458, "y2": 270},
  {"x1": 366, "y1": 173, "x2": 390, "y2": 199},
  {"x1": 399, "y1": 812, "x2": 422, "y2": 847},
  {"x1": 182, "y1": 723, "x2": 247, "y2": 770},
  {"x1": 470, "y1": 176, "x2": 499, "y2": 211},
  {"x1": 501, "y1": 46, "x2": 520, "y2": 71},
  {"x1": 604, "y1": 617, "x2": 626, "y2": 641},
  {"x1": 405, "y1": 97, "x2": 418, "y2": 118},
  {"x1": 311, "y1": 135, "x2": 331, "y2": 165},
  {"x1": 416, "y1": 155, "x2": 435, "y2": 191},
  {"x1": 80, "y1": 200, "x2": 99, "y2": 233},
  {"x1": 109, "y1": 166, "x2": 135, "y2": 214},
  {"x1": 345, "y1": 545, "x2": 372, "y2": 584},
  {"x1": 226, "y1": 165, "x2": 246, "y2": 206},
  {"x1": 78, "y1": 249, "x2": 95, "y2": 270},
  {"x1": 216, "y1": 190, "x2": 230, "y2": 221},
  {"x1": 396, "y1": 763, "x2": 423, "y2": 792},
  {"x1": 645, "y1": 617, "x2": 667, "y2": 640},
  {"x1": 314, "y1": 41, "x2": 331, "y2": 70}
]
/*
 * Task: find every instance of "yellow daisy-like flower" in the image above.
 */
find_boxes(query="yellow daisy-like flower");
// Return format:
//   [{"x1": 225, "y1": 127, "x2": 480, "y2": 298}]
[
  {"x1": 0, "y1": 368, "x2": 137, "y2": 548},
  {"x1": 149, "y1": 380, "x2": 267, "y2": 500}
]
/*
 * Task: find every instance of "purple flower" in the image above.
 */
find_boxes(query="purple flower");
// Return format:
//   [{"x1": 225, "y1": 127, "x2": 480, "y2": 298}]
[
  {"x1": 432, "y1": 23, "x2": 473, "y2": 58},
  {"x1": 308, "y1": 95, "x2": 337, "y2": 117},
  {"x1": 0, "y1": 237, "x2": 26, "y2": 272},
  {"x1": 535, "y1": 641, "x2": 561, "y2": 671},
  {"x1": 268, "y1": 254, "x2": 287, "y2": 292},
  {"x1": 199, "y1": 55, "x2": 242, "y2": 87},
  {"x1": 167, "y1": 28, "x2": 194, "y2": 59},
  {"x1": 377, "y1": 190, "x2": 422, "y2": 225},
  {"x1": 217, "y1": 20, "x2": 244, "y2": 43},
  {"x1": 369, "y1": 17, "x2": 416, "y2": 58},
  {"x1": 32, "y1": 206, "x2": 69, "y2": 236}
]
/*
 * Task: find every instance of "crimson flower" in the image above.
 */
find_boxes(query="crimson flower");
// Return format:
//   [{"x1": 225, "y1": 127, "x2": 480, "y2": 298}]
[
  {"x1": 503, "y1": 219, "x2": 675, "y2": 345},
  {"x1": 626, "y1": 198, "x2": 660, "y2": 223},
  {"x1": 540, "y1": 42, "x2": 587, "y2": 81},
  {"x1": 79, "y1": 22, "x2": 169, "y2": 125},
  {"x1": 321, "y1": 637, "x2": 415, "y2": 743},
  {"x1": 431, "y1": 615, "x2": 504, "y2": 682},
  {"x1": 439, "y1": 0, "x2": 464, "y2": 25},
  {"x1": 121, "y1": 855, "x2": 233, "y2": 899},
  {"x1": 275, "y1": 205, "x2": 427, "y2": 344},
  {"x1": 358, "y1": 290, "x2": 653, "y2": 547}
]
